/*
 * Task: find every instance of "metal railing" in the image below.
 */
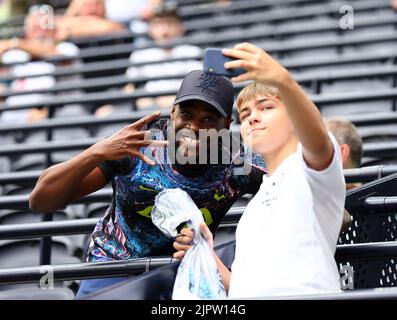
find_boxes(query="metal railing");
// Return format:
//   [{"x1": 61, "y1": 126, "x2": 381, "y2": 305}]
[
  {"x1": 1, "y1": 83, "x2": 397, "y2": 114},
  {"x1": 0, "y1": 135, "x2": 394, "y2": 160},
  {"x1": 0, "y1": 240, "x2": 397, "y2": 285},
  {"x1": 1, "y1": 196, "x2": 397, "y2": 241},
  {"x1": 0, "y1": 165, "x2": 396, "y2": 188},
  {"x1": 1, "y1": 110, "x2": 397, "y2": 138},
  {"x1": 0, "y1": 49, "x2": 393, "y2": 83}
]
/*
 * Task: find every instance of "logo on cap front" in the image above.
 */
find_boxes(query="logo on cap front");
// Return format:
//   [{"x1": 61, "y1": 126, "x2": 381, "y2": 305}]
[{"x1": 196, "y1": 73, "x2": 221, "y2": 95}]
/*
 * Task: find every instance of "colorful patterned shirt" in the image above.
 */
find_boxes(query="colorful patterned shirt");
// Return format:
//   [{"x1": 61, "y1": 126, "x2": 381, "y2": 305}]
[{"x1": 87, "y1": 118, "x2": 266, "y2": 262}]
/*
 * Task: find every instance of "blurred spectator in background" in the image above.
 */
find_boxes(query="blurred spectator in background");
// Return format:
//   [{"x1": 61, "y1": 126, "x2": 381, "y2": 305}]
[
  {"x1": 392, "y1": 0, "x2": 397, "y2": 11},
  {"x1": 65, "y1": 0, "x2": 163, "y2": 35},
  {"x1": 0, "y1": 0, "x2": 38, "y2": 21},
  {"x1": 138, "y1": 0, "x2": 164, "y2": 21},
  {"x1": 56, "y1": 0, "x2": 125, "y2": 40},
  {"x1": 64, "y1": 0, "x2": 106, "y2": 17},
  {"x1": 325, "y1": 118, "x2": 363, "y2": 175},
  {"x1": 104, "y1": 0, "x2": 163, "y2": 25},
  {"x1": 0, "y1": 5, "x2": 80, "y2": 124},
  {"x1": 96, "y1": 5, "x2": 201, "y2": 116},
  {"x1": 0, "y1": 4, "x2": 79, "y2": 60},
  {"x1": 325, "y1": 118, "x2": 363, "y2": 232},
  {"x1": 128, "y1": 5, "x2": 202, "y2": 109}
]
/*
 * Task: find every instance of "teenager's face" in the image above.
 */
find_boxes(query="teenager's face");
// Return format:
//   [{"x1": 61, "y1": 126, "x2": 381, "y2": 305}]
[
  {"x1": 170, "y1": 100, "x2": 231, "y2": 165},
  {"x1": 239, "y1": 95, "x2": 294, "y2": 156}
]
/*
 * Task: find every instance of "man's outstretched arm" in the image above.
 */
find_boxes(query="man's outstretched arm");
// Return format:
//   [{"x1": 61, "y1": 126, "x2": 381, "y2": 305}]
[{"x1": 29, "y1": 111, "x2": 167, "y2": 213}]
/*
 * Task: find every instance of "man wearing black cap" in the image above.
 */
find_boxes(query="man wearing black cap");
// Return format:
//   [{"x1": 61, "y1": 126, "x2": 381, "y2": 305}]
[{"x1": 29, "y1": 70, "x2": 266, "y2": 297}]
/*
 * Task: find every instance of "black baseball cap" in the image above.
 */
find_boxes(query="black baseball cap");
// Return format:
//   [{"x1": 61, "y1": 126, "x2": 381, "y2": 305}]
[{"x1": 173, "y1": 70, "x2": 234, "y2": 118}]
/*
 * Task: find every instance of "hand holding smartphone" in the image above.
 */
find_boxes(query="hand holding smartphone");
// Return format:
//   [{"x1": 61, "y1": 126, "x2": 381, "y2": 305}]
[{"x1": 203, "y1": 48, "x2": 246, "y2": 78}]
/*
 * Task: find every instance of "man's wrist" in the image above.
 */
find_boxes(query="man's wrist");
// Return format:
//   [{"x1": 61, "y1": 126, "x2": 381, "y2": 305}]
[{"x1": 85, "y1": 144, "x2": 107, "y2": 164}]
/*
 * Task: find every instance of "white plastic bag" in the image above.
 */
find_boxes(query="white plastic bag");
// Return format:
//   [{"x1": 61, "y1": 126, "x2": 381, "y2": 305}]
[{"x1": 152, "y1": 188, "x2": 226, "y2": 300}]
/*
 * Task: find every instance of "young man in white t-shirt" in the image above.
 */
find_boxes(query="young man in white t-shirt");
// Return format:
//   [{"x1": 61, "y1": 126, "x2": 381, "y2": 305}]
[{"x1": 173, "y1": 42, "x2": 346, "y2": 298}]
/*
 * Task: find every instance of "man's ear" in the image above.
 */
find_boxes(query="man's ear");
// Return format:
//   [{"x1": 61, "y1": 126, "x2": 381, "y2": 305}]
[
  {"x1": 340, "y1": 144, "x2": 351, "y2": 168},
  {"x1": 170, "y1": 105, "x2": 176, "y2": 121}
]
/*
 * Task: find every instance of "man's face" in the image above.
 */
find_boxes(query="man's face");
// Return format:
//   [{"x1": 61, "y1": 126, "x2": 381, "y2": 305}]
[
  {"x1": 239, "y1": 95, "x2": 295, "y2": 156},
  {"x1": 149, "y1": 16, "x2": 185, "y2": 43},
  {"x1": 170, "y1": 100, "x2": 231, "y2": 166}
]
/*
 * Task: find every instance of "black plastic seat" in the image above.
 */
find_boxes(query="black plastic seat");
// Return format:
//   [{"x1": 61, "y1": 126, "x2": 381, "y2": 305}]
[
  {"x1": 94, "y1": 123, "x2": 127, "y2": 139},
  {"x1": 0, "y1": 136, "x2": 13, "y2": 177},
  {"x1": 21, "y1": 127, "x2": 90, "y2": 143},
  {"x1": 10, "y1": 154, "x2": 47, "y2": 172},
  {"x1": 214, "y1": 225, "x2": 236, "y2": 247},
  {"x1": 0, "y1": 287, "x2": 75, "y2": 300},
  {"x1": 0, "y1": 209, "x2": 69, "y2": 225},
  {"x1": 0, "y1": 238, "x2": 81, "y2": 269},
  {"x1": 53, "y1": 104, "x2": 90, "y2": 118},
  {"x1": 85, "y1": 202, "x2": 109, "y2": 219},
  {"x1": 322, "y1": 78, "x2": 393, "y2": 95},
  {"x1": 0, "y1": 209, "x2": 86, "y2": 256},
  {"x1": 3, "y1": 184, "x2": 34, "y2": 196},
  {"x1": 358, "y1": 125, "x2": 397, "y2": 144},
  {"x1": 321, "y1": 101, "x2": 393, "y2": 117}
]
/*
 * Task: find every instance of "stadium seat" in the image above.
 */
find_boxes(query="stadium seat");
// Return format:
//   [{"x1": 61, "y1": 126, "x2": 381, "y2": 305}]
[
  {"x1": 85, "y1": 202, "x2": 109, "y2": 219},
  {"x1": 0, "y1": 238, "x2": 81, "y2": 269},
  {"x1": 0, "y1": 287, "x2": 75, "y2": 300},
  {"x1": 358, "y1": 125, "x2": 397, "y2": 143},
  {"x1": 321, "y1": 101, "x2": 393, "y2": 117},
  {"x1": 21, "y1": 127, "x2": 91, "y2": 143},
  {"x1": 0, "y1": 136, "x2": 15, "y2": 177},
  {"x1": 94, "y1": 123, "x2": 127, "y2": 139},
  {"x1": 0, "y1": 157, "x2": 11, "y2": 176},
  {"x1": 53, "y1": 104, "x2": 91, "y2": 118},
  {"x1": 0, "y1": 210, "x2": 69, "y2": 225},
  {"x1": 322, "y1": 78, "x2": 393, "y2": 94},
  {"x1": 11, "y1": 154, "x2": 48, "y2": 172},
  {"x1": 2, "y1": 184, "x2": 33, "y2": 196},
  {"x1": 346, "y1": 24, "x2": 396, "y2": 38}
]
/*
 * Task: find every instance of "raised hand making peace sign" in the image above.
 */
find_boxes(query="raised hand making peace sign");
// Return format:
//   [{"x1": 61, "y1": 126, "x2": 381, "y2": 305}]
[{"x1": 93, "y1": 111, "x2": 169, "y2": 165}]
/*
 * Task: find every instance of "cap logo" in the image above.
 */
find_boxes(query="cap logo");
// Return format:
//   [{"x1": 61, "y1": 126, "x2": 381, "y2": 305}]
[{"x1": 196, "y1": 73, "x2": 220, "y2": 95}]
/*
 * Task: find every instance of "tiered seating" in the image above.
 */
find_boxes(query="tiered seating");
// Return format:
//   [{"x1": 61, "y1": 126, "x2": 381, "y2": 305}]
[{"x1": 1, "y1": 0, "x2": 397, "y2": 299}]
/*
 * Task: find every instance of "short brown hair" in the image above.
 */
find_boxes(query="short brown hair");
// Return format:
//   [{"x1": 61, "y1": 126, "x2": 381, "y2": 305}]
[
  {"x1": 325, "y1": 117, "x2": 363, "y2": 168},
  {"x1": 236, "y1": 82, "x2": 279, "y2": 111},
  {"x1": 152, "y1": 3, "x2": 180, "y2": 20}
]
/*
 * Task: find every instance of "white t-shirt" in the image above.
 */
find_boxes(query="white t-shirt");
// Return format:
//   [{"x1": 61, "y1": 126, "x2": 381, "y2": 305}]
[
  {"x1": 1, "y1": 43, "x2": 79, "y2": 123},
  {"x1": 228, "y1": 133, "x2": 346, "y2": 298},
  {"x1": 105, "y1": 0, "x2": 148, "y2": 22},
  {"x1": 1, "y1": 42, "x2": 79, "y2": 65}
]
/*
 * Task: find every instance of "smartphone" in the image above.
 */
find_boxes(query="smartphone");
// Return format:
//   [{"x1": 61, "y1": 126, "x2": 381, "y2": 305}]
[{"x1": 203, "y1": 48, "x2": 246, "y2": 78}]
